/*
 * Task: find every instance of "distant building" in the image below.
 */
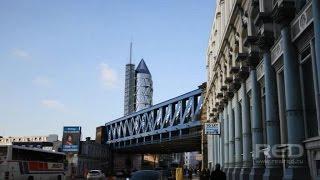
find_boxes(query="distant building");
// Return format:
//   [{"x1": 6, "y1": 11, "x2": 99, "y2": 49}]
[
  {"x1": 95, "y1": 126, "x2": 106, "y2": 144},
  {"x1": 123, "y1": 43, "x2": 153, "y2": 115},
  {"x1": 0, "y1": 134, "x2": 58, "y2": 145},
  {"x1": 73, "y1": 137, "x2": 110, "y2": 178},
  {"x1": 184, "y1": 152, "x2": 199, "y2": 169},
  {"x1": 0, "y1": 134, "x2": 60, "y2": 151}
]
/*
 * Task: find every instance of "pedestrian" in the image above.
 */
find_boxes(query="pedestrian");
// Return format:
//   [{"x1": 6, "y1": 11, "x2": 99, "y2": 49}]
[
  {"x1": 210, "y1": 164, "x2": 226, "y2": 180},
  {"x1": 200, "y1": 168, "x2": 210, "y2": 180},
  {"x1": 188, "y1": 168, "x2": 193, "y2": 179},
  {"x1": 205, "y1": 168, "x2": 210, "y2": 180}
]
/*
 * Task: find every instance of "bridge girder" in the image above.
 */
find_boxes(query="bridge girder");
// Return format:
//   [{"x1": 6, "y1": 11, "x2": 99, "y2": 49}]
[{"x1": 105, "y1": 89, "x2": 204, "y2": 153}]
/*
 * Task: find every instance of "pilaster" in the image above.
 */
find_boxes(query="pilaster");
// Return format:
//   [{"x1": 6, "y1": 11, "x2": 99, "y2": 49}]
[
  {"x1": 249, "y1": 68, "x2": 265, "y2": 180},
  {"x1": 232, "y1": 93, "x2": 242, "y2": 180},
  {"x1": 228, "y1": 100, "x2": 235, "y2": 178},
  {"x1": 312, "y1": 0, "x2": 320, "y2": 133},
  {"x1": 240, "y1": 80, "x2": 252, "y2": 180}
]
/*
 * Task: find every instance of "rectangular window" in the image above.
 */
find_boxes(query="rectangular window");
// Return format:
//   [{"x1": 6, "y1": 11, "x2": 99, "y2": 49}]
[
  {"x1": 300, "y1": 56, "x2": 318, "y2": 138},
  {"x1": 277, "y1": 70, "x2": 287, "y2": 144}
]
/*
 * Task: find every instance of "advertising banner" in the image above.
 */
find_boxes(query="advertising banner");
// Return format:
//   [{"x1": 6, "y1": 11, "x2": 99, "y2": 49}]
[
  {"x1": 62, "y1": 126, "x2": 81, "y2": 153},
  {"x1": 204, "y1": 123, "x2": 220, "y2": 135}
]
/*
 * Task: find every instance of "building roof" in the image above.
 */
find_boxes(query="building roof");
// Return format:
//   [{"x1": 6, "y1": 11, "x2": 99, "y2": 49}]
[{"x1": 136, "y1": 59, "x2": 151, "y2": 74}]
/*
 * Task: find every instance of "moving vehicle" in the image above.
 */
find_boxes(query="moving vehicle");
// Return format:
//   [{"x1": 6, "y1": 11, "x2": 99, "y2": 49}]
[
  {"x1": 131, "y1": 170, "x2": 162, "y2": 180},
  {"x1": 0, "y1": 145, "x2": 66, "y2": 180},
  {"x1": 86, "y1": 170, "x2": 105, "y2": 180}
]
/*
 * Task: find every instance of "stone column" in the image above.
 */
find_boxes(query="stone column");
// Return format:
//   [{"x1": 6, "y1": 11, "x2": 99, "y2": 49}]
[
  {"x1": 262, "y1": 51, "x2": 283, "y2": 180},
  {"x1": 212, "y1": 134, "x2": 216, "y2": 168},
  {"x1": 249, "y1": 68, "x2": 265, "y2": 180},
  {"x1": 224, "y1": 106, "x2": 229, "y2": 171},
  {"x1": 233, "y1": 93, "x2": 243, "y2": 180},
  {"x1": 219, "y1": 112, "x2": 225, "y2": 167},
  {"x1": 228, "y1": 100, "x2": 235, "y2": 178},
  {"x1": 240, "y1": 81, "x2": 252, "y2": 180},
  {"x1": 215, "y1": 134, "x2": 219, "y2": 167},
  {"x1": 311, "y1": 39, "x2": 320, "y2": 135},
  {"x1": 313, "y1": 0, "x2": 320, "y2": 119},
  {"x1": 281, "y1": 25, "x2": 309, "y2": 179}
]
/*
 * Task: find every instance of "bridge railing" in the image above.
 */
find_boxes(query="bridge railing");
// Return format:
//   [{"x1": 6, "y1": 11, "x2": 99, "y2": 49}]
[{"x1": 105, "y1": 88, "x2": 203, "y2": 144}]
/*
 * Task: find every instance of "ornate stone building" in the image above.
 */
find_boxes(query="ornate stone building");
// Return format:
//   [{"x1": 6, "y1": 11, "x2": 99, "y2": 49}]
[{"x1": 205, "y1": 0, "x2": 320, "y2": 179}]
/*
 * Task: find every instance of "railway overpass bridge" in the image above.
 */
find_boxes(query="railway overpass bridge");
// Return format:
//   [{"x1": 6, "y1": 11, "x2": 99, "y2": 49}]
[{"x1": 105, "y1": 88, "x2": 205, "y2": 154}]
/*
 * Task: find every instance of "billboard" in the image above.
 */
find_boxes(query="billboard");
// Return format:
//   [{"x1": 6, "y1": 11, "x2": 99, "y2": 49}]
[
  {"x1": 204, "y1": 123, "x2": 220, "y2": 135},
  {"x1": 62, "y1": 126, "x2": 81, "y2": 152}
]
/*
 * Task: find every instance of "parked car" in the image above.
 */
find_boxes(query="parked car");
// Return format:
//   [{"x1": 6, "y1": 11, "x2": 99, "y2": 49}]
[
  {"x1": 86, "y1": 170, "x2": 106, "y2": 180},
  {"x1": 131, "y1": 170, "x2": 162, "y2": 180}
]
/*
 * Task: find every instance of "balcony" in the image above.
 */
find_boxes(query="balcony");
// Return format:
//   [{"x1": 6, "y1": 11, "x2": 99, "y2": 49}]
[
  {"x1": 217, "y1": 92, "x2": 224, "y2": 99},
  {"x1": 247, "y1": 50, "x2": 260, "y2": 67},
  {"x1": 225, "y1": 77, "x2": 234, "y2": 84},
  {"x1": 272, "y1": 0, "x2": 296, "y2": 24},
  {"x1": 221, "y1": 85, "x2": 228, "y2": 92},
  {"x1": 235, "y1": 52, "x2": 249, "y2": 62},
  {"x1": 237, "y1": 66, "x2": 250, "y2": 80},
  {"x1": 244, "y1": 35, "x2": 258, "y2": 47},
  {"x1": 230, "y1": 66, "x2": 240, "y2": 74}
]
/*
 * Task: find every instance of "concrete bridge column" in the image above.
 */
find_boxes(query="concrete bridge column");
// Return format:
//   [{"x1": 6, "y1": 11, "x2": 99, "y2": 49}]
[
  {"x1": 249, "y1": 68, "x2": 265, "y2": 180},
  {"x1": 262, "y1": 51, "x2": 282, "y2": 180},
  {"x1": 228, "y1": 100, "x2": 235, "y2": 179},
  {"x1": 233, "y1": 94, "x2": 242, "y2": 180},
  {"x1": 223, "y1": 106, "x2": 229, "y2": 172},
  {"x1": 240, "y1": 81, "x2": 252, "y2": 180},
  {"x1": 281, "y1": 25, "x2": 309, "y2": 179}
]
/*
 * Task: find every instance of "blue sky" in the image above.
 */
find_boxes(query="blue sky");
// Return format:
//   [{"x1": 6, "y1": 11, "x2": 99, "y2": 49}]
[{"x1": 0, "y1": 1, "x2": 215, "y2": 139}]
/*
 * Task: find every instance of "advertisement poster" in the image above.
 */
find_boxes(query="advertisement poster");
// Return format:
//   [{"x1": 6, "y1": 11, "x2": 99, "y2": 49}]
[{"x1": 62, "y1": 126, "x2": 81, "y2": 152}]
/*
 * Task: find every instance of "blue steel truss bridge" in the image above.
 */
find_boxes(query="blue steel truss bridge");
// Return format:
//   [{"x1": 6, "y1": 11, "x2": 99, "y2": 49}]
[{"x1": 105, "y1": 88, "x2": 204, "y2": 154}]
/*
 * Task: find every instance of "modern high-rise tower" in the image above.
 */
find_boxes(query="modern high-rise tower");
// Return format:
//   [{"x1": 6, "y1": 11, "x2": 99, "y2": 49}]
[
  {"x1": 124, "y1": 43, "x2": 153, "y2": 116},
  {"x1": 135, "y1": 59, "x2": 153, "y2": 111},
  {"x1": 124, "y1": 43, "x2": 136, "y2": 115},
  {"x1": 123, "y1": 44, "x2": 153, "y2": 115}
]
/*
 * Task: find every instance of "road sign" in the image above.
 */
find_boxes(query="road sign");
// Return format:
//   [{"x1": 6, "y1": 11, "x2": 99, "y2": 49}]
[{"x1": 204, "y1": 123, "x2": 220, "y2": 135}]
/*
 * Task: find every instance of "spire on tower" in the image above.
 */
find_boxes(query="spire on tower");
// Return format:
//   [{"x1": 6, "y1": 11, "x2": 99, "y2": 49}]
[{"x1": 129, "y1": 42, "x2": 133, "y2": 64}]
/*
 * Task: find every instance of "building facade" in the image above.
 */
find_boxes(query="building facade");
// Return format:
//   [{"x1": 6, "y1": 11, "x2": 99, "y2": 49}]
[{"x1": 205, "y1": 0, "x2": 320, "y2": 179}]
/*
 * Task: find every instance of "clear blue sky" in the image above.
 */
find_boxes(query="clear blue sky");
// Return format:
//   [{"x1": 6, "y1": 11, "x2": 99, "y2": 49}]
[{"x1": 0, "y1": 0, "x2": 215, "y2": 139}]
